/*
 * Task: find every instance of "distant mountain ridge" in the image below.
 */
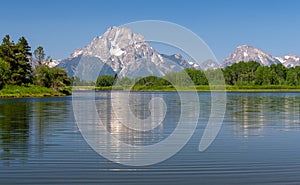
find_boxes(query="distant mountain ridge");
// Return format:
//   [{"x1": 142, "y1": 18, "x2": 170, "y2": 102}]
[
  {"x1": 275, "y1": 54, "x2": 300, "y2": 68},
  {"x1": 54, "y1": 27, "x2": 300, "y2": 78},
  {"x1": 221, "y1": 45, "x2": 300, "y2": 68}
]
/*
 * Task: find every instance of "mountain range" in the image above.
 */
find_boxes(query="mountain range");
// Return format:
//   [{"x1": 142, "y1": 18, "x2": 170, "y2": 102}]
[
  {"x1": 54, "y1": 26, "x2": 300, "y2": 78},
  {"x1": 221, "y1": 45, "x2": 300, "y2": 68}
]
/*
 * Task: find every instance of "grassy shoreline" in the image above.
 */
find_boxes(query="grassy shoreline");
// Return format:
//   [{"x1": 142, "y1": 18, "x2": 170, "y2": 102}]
[
  {"x1": 72, "y1": 85, "x2": 300, "y2": 92},
  {"x1": 0, "y1": 85, "x2": 67, "y2": 98},
  {"x1": 4, "y1": 85, "x2": 297, "y2": 98}
]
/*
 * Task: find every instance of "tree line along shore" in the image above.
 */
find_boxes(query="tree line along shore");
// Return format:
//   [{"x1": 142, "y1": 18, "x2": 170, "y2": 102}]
[
  {"x1": 1, "y1": 34, "x2": 300, "y2": 98},
  {"x1": 74, "y1": 61, "x2": 300, "y2": 92}
]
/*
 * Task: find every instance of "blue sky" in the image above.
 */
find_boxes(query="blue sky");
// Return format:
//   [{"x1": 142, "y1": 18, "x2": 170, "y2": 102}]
[{"x1": 0, "y1": 0, "x2": 299, "y2": 62}]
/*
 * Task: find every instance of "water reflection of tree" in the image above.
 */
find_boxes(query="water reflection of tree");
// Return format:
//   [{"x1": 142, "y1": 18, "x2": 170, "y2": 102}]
[
  {"x1": 29, "y1": 100, "x2": 70, "y2": 158},
  {"x1": 0, "y1": 102, "x2": 29, "y2": 165},
  {"x1": 228, "y1": 93, "x2": 300, "y2": 137},
  {"x1": 0, "y1": 98, "x2": 70, "y2": 165}
]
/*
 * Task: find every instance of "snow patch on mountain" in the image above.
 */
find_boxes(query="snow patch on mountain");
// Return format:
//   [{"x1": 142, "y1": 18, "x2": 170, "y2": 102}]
[
  {"x1": 59, "y1": 26, "x2": 205, "y2": 77},
  {"x1": 275, "y1": 54, "x2": 300, "y2": 67},
  {"x1": 221, "y1": 45, "x2": 281, "y2": 68}
]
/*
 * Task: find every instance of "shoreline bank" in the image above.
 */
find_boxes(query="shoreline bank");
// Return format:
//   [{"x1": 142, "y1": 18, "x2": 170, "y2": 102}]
[
  {"x1": 0, "y1": 85, "x2": 68, "y2": 98},
  {"x1": 72, "y1": 85, "x2": 300, "y2": 92}
]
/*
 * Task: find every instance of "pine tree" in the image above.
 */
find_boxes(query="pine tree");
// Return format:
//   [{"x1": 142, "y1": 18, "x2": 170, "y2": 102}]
[
  {"x1": 0, "y1": 35, "x2": 33, "y2": 85},
  {"x1": 34, "y1": 46, "x2": 45, "y2": 65},
  {"x1": 15, "y1": 37, "x2": 33, "y2": 84},
  {"x1": 0, "y1": 35, "x2": 15, "y2": 65}
]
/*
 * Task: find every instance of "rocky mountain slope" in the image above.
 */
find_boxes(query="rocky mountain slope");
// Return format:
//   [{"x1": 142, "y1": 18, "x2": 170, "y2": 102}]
[
  {"x1": 275, "y1": 54, "x2": 300, "y2": 68},
  {"x1": 220, "y1": 45, "x2": 281, "y2": 67},
  {"x1": 57, "y1": 26, "x2": 201, "y2": 79},
  {"x1": 221, "y1": 45, "x2": 300, "y2": 68}
]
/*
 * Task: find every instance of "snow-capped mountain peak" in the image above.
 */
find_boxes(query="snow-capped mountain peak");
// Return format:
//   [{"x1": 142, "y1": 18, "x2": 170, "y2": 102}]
[
  {"x1": 275, "y1": 54, "x2": 300, "y2": 67},
  {"x1": 71, "y1": 26, "x2": 147, "y2": 60},
  {"x1": 221, "y1": 45, "x2": 300, "y2": 68},
  {"x1": 57, "y1": 26, "x2": 201, "y2": 78},
  {"x1": 221, "y1": 45, "x2": 281, "y2": 68}
]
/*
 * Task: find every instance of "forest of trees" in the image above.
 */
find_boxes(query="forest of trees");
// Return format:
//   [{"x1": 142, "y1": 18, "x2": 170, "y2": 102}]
[
  {"x1": 222, "y1": 61, "x2": 300, "y2": 86},
  {"x1": 95, "y1": 61, "x2": 300, "y2": 88},
  {"x1": 0, "y1": 35, "x2": 71, "y2": 94}
]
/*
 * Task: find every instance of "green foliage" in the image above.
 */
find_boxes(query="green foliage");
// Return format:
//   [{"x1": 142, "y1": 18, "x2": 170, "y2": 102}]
[
  {"x1": 223, "y1": 61, "x2": 260, "y2": 85},
  {"x1": 52, "y1": 68, "x2": 71, "y2": 86},
  {"x1": 184, "y1": 68, "x2": 208, "y2": 85},
  {"x1": 94, "y1": 61, "x2": 300, "y2": 90},
  {"x1": 0, "y1": 35, "x2": 15, "y2": 65},
  {"x1": 0, "y1": 35, "x2": 72, "y2": 96},
  {"x1": 254, "y1": 66, "x2": 279, "y2": 85},
  {"x1": 222, "y1": 61, "x2": 300, "y2": 86},
  {"x1": 134, "y1": 76, "x2": 171, "y2": 86},
  {"x1": 32, "y1": 46, "x2": 71, "y2": 95},
  {"x1": 0, "y1": 59, "x2": 10, "y2": 89},
  {"x1": 0, "y1": 85, "x2": 63, "y2": 97},
  {"x1": 33, "y1": 46, "x2": 45, "y2": 65},
  {"x1": 0, "y1": 35, "x2": 32, "y2": 85},
  {"x1": 204, "y1": 69, "x2": 225, "y2": 85},
  {"x1": 96, "y1": 75, "x2": 116, "y2": 87},
  {"x1": 34, "y1": 65, "x2": 71, "y2": 95},
  {"x1": 286, "y1": 66, "x2": 300, "y2": 86},
  {"x1": 35, "y1": 65, "x2": 53, "y2": 87},
  {"x1": 270, "y1": 64, "x2": 286, "y2": 84}
]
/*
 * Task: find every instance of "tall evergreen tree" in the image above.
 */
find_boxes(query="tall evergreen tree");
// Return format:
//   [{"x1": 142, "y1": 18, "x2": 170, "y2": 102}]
[
  {"x1": 14, "y1": 37, "x2": 33, "y2": 84},
  {"x1": 0, "y1": 35, "x2": 15, "y2": 65},
  {"x1": 0, "y1": 35, "x2": 32, "y2": 85},
  {"x1": 33, "y1": 46, "x2": 45, "y2": 65}
]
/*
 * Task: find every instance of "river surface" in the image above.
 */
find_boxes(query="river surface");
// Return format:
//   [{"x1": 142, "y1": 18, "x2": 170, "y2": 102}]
[{"x1": 1, "y1": 91, "x2": 300, "y2": 184}]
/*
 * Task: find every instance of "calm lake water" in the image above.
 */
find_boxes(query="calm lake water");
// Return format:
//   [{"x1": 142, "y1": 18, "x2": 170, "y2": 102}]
[{"x1": 1, "y1": 91, "x2": 300, "y2": 184}]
